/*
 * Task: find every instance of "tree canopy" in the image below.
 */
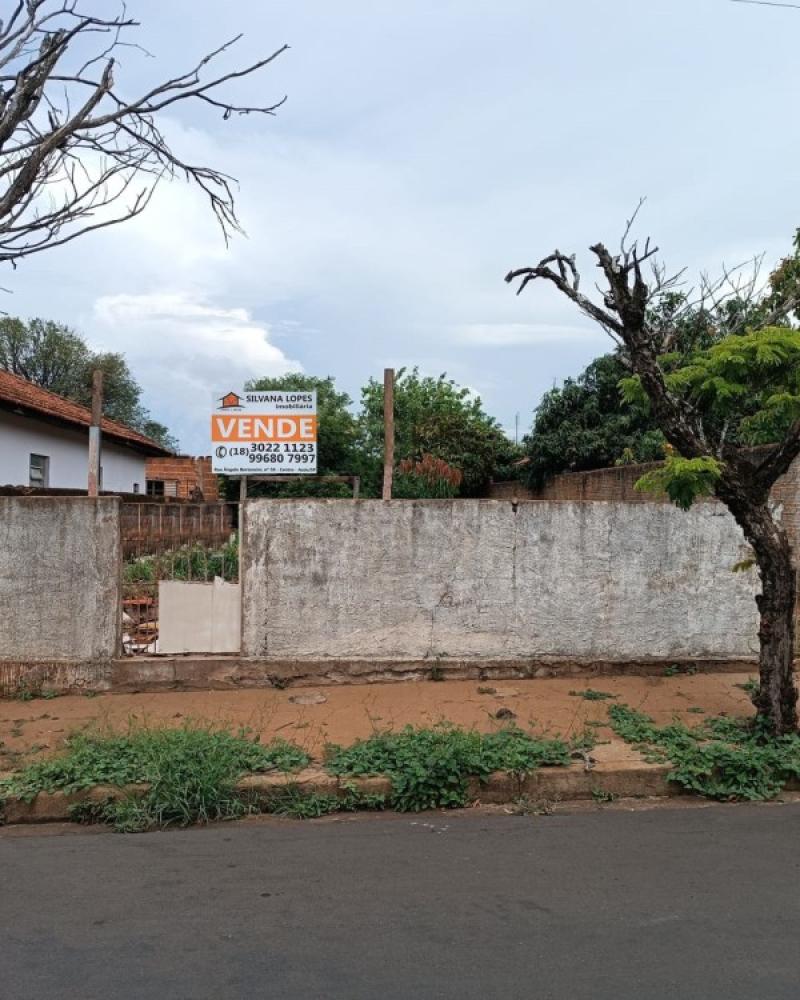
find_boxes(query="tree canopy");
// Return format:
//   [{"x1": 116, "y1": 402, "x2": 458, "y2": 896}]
[
  {"x1": 522, "y1": 353, "x2": 664, "y2": 488},
  {"x1": 0, "y1": 316, "x2": 177, "y2": 450},
  {"x1": 358, "y1": 367, "x2": 514, "y2": 496}
]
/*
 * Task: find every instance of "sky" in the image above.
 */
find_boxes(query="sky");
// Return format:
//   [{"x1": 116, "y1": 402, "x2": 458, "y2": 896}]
[{"x1": 7, "y1": 0, "x2": 800, "y2": 452}]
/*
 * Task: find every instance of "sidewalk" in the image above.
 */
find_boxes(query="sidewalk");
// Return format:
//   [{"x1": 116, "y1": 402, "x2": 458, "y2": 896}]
[{"x1": 0, "y1": 671, "x2": 756, "y2": 774}]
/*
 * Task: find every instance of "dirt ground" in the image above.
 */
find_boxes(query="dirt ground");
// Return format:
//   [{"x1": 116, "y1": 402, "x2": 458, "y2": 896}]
[{"x1": 0, "y1": 671, "x2": 756, "y2": 774}]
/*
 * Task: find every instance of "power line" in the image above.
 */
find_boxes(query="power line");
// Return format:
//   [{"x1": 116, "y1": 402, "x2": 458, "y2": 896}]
[{"x1": 730, "y1": 0, "x2": 800, "y2": 9}]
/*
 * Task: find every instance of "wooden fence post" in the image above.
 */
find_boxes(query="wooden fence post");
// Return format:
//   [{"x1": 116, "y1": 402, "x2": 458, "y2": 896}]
[{"x1": 382, "y1": 368, "x2": 394, "y2": 501}]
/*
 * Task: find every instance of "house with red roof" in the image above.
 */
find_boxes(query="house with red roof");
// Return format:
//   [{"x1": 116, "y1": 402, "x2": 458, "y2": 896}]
[{"x1": 0, "y1": 369, "x2": 171, "y2": 493}]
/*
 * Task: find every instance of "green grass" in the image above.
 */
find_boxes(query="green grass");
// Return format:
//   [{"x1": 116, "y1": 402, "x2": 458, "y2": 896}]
[
  {"x1": 608, "y1": 702, "x2": 800, "y2": 801},
  {"x1": 0, "y1": 724, "x2": 309, "y2": 832},
  {"x1": 325, "y1": 724, "x2": 570, "y2": 812}
]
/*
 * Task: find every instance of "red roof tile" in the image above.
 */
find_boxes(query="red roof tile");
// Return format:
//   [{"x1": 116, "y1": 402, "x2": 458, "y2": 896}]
[{"x1": 0, "y1": 369, "x2": 172, "y2": 455}]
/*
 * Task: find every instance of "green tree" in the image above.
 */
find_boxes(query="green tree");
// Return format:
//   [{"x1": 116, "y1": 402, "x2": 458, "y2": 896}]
[
  {"x1": 358, "y1": 368, "x2": 510, "y2": 497},
  {"x1": 0, "y1": 316, "x2": 177, "y2": 450},
  {"x1": 523, "y1": 353, "x2": 665, "y2": 488},
  {"x1": 507, "y1": 231, "x2": 800, "y2": 735},
  {"x1": 243, "y1": 374, "x2": 359, "y2": 498}
]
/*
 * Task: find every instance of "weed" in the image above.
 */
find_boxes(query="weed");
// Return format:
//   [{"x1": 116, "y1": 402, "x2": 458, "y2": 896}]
[
  {"x1": 506, "y1": 794, "x2": 559, "y2": 816},
  {"x1": 0, "y1": 724, "x2": 310, "y2": 832},
  {"x1": 591, "y1": 788, "x2": 617, "y2": 803},
  {"x1": 83, "y1": 691, "x2": 99, "y2": 699},
  {"x1": 266, "y1": 786, "x2": 387, "y2": 819},
  {"x1": 686, "y1": 706, "x2": 705, "y2": 715},
  {"x1": 41, "y1": 689, "x2": 59, "y2": 700},
  {"x1": 269, "y1": 676, "x2": 289, "y2": 691},
  {"x1": 14, "y1": 690, "x2": 35, "y2": 702},
  {"x1": 664, "y1": 664, "x2": 698, "y2": 677},
  {"x1": 608, "y1": 702, "x2": 800, "y2": 801},
  {"x1": 325, "y1": 724, "x2": 569, "y2": 812},
  {"x1": 476, "y1": 686, "x2": 496, "y2": 695},
  {"x1": 736, "y1": 678, "x2": 760, "y2": 699},
  {"x1": 429, "y1": 665, "x2": 445, "y2": 682},
  {"x1": 568, "y1": 689, "x2": 618, "y2": 701}
]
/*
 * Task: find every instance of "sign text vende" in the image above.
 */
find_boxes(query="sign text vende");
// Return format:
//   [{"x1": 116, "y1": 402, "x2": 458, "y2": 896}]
[
  {"x1": 211, "y1": 415, "x2": 317, "y2": 443},
  {"x1": 210, "y1": 389, "x2": 318, "y2": 475}
]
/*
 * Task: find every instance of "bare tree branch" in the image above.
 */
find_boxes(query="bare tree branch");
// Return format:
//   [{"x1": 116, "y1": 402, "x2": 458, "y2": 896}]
[{"x1": 0, "y1": 1, "x2": 288, "y2": 266}]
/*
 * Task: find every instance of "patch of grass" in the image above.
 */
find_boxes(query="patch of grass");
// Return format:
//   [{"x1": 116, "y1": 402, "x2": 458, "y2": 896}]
[
  {"x1": 325, "y1": 724, "x2": 570, "y2": 812},
  {"x1": 686, "y1": 706, "x2": 706, "y2": 715},
  {"x1": 568, "y1": 688, "x2": 618, "y2": 701},
  {"x1": 1, "y1": 724, "x2": 310, "y2": 832},
  {"x1": 608, "y1": 702, "x2": 800, "y2": 801},
  {"x1": 266, "y1": 786, "x2": 388, "y2": 819}
]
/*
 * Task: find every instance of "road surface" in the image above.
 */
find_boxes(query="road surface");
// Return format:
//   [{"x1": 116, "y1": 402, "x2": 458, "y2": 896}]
[{"x1": 2, "y1": 803, "x2": 799, "y2": 999}]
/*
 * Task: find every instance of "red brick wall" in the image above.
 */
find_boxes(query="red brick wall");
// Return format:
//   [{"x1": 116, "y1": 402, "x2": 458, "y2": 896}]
[{"x1": 145, "y1": 456, "x2": 219, "y2": 501}]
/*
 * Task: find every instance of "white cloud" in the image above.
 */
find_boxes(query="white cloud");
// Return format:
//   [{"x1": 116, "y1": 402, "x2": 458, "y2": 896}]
[
  {"x1": 456, "y1": 323, "x2": 605, "y2": 347},
  {"x1": 93, "y1": 293, "x2": 302, "y2": 452}
]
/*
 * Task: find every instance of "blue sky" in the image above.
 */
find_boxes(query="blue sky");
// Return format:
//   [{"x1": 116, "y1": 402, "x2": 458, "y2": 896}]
[{"x1": 8, "y1": 0, "x2": 800, "y2": 452}]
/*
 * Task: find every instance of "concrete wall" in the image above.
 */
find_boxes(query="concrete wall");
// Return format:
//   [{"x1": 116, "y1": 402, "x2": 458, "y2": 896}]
[
  {"x1": 0, "y1": 410, "x2": 146, "y2": 493},
  {"x1": 242, "y1": 500, "x2": 760, "y2": 662},
  {"x1": 0, "y1": 497, "x2": 120, "y2": 662}
]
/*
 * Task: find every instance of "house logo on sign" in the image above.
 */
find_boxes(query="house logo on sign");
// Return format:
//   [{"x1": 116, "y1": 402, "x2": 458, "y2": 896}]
[{"x1": 217, "y1": 391, "x2": 243, "y2": 410}]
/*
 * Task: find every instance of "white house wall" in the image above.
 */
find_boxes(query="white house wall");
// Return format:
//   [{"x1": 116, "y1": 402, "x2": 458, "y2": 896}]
[{"x1": 0, "y1": 410, "x2": 146, "y2": 492}]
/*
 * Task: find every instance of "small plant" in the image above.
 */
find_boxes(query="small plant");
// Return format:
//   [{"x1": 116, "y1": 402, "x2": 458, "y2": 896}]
[
  {"x1": 608, "y1": 702, "x2": 800, "y2": 801},
  {"x1": 591, "y1": 788, "x2": 617, "y2": 803},
  {"x1": 325, "y1": 724, "x2": 569, "y2": 812},
  {"x1": 736, "y1": 678, "x2": 760, "y2": 699},
  {"x1": 506, "y1": 794, "x2": 559, "y2": 816},
  {"x1": 664, "y1": 664, "x2": 698, "y2": 677},
  {"x1": 686, "y1": 706, "x2": 705, "y2": 715},
  {"x1": 41, "y1": 689, "x2": 59, "y2": 700},
  {"x1": 568, "y1": 688, "x2": 618, "y2": 701},
  {"x1": 476, "y1": 686, "x2": 496, "y2": 695},
  {"x1": 429, "y1": 664, "x2": 445, "y2": 682}
]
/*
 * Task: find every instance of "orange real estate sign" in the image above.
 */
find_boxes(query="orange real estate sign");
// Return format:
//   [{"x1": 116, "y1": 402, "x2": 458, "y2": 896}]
[{"x1": 211, "y1": 390, "x2": 317, "y2": 475}]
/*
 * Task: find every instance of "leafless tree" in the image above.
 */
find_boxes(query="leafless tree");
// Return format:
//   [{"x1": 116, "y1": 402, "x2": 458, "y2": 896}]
[
  {"x1": 506, "y1": 215, "x2": 800, "y2": 734},
  {"x1": 0, "y1": 1, "x2": 287, "y2": 267}
]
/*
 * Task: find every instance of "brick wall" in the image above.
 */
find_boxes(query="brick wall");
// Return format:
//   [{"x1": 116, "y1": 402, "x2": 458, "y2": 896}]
[{"x1": 145, "y1": 456, "x2": 219, "y2": 501}]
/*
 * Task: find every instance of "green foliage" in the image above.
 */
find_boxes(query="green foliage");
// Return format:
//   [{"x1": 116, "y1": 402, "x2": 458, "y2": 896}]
[
  {"x1": 325, "y1": 724, "x2": 569, "y2": 812},
  {"x1": 608, "y1": 703, "x2": 800, "y2": 801},
  {"x1": 0, "y1": 316, "x2": 177, "y2": 450},
  {"x1": 662, "y1": 327, "x2": 800, "y2": 446},
  {"x1": 635, "y1": 454, "x2": 723, "y2": 510},
  {"x1": 123, "y1": 538, "x2": 239, "y2": 584},
  {"x1": 358, "y1": 367, "x2": 509, "y2": 496},
  {"x1": 523, "y1": 354, "x2": 665, "y2": 488},
  {"x1": 1, "y1": 725, "x2": 310, "y2": 831}
]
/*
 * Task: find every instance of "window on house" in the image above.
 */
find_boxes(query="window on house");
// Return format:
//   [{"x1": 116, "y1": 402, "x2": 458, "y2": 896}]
[
  {"x1": 29, "y1": 454, "x2": 49, "y2": 488},
  {"x1": 147, "y1": 480, "x2": 165, "y2": 497},
  {"x1": 132, "y1": 483, "x2": 140, "y2": 494},
  {"x1": 164, "y1": 480, "x2": 178, "y2": 497}
]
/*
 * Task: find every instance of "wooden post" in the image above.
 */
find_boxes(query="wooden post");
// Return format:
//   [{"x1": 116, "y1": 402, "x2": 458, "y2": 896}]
[
  {"x1": 87, "y1": 369, "x2": 103, "y2": 496},
  {"x1": 352, "y1": 475, "x2": 360, "y2": 500},
  {"x1": 239, "y1": 476, "x2": 248, "y2": 504},
  {"x1": 382, "y1": 368, "x2": 394, "y2": 501}
]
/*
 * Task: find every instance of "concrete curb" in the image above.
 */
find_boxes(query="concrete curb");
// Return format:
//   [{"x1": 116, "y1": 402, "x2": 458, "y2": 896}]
[
  {"x1": 0, "y1": 761, "x2": 678, "y2": 825},
  {"x1": 1, "y1": 655, "x2": 766, "y2": 697}
]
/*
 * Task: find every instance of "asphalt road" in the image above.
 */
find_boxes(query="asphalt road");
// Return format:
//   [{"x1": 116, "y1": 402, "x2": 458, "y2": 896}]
[{"x1": 2, "y1": 803, "x2": 799, "y2": 1000}]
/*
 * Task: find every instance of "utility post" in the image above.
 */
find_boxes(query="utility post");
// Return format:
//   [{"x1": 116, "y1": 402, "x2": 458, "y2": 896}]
[
  {"x1": 382, "y1": 367, "x2": 394, "y2": 500},
  {"x1": 87, "y1": 368, "x2": 103, "y2": 496}
]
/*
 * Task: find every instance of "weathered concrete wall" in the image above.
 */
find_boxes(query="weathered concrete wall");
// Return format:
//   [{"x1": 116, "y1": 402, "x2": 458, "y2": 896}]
[
  {"x1": 0, "y1": 497, "x2": 120, "y2": 662},
  {"x1": 242, "y1": 500, "x2": 761, "y2": 662}
]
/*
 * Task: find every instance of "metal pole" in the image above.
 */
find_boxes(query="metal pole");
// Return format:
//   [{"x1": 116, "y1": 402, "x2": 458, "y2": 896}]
[
  {"x1": 382, "y1": 368, "x2": 394, "y2": 501},
  {"x1": 88, "y1": 369, "x2": 103, "y2": 496}
]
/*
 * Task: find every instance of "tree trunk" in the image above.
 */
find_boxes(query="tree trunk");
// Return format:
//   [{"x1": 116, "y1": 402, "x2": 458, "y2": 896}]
[{"x1": 722, "y1": 495, "x2": 798, "y2": 734}]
